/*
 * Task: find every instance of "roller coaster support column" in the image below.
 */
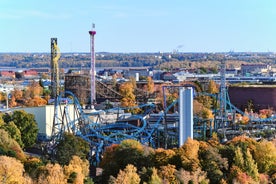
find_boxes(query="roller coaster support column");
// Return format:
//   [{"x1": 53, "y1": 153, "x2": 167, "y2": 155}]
[
  {"x1": 179, "y1": 87, "x2": 193, "y2": 147},
  {"x1": 219, "y1": 59, "x2": 227, "y2": 142},
  {"x1": 162, "y1": 86, "x2": 168, "y2": 149}
]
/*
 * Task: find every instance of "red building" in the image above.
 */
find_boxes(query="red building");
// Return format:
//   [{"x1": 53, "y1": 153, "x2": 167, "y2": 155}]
[
  {"x1": 23, "y1": 70, "x2": 38, "y2": 79},
  {"x1": 228, "y1": 86, "x2": 276, "y2": 111},
  {"x1": 0, "y1": 71, "x2": 15, "y2": 79}
]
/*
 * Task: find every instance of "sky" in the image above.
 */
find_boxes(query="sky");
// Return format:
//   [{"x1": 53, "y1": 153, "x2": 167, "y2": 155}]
[{"x1": 1, "y1": 0, "x2": 276, "y2": 53}]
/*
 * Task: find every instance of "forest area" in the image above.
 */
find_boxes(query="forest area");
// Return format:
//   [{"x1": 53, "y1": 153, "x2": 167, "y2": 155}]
[{"x1": 0, "y1": 52, "x2": 275, "y2": 71}]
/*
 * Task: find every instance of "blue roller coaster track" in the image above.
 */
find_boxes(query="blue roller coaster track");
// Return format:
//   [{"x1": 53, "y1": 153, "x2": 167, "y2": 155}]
[{"x1": 49, "y1": 89, "x2": 276, "y2": 165}]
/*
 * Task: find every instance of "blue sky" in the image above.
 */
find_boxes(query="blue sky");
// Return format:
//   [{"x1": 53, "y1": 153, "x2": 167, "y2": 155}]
[{"x1": 1, "y1": 0, "x2": 276, "y2": 53}]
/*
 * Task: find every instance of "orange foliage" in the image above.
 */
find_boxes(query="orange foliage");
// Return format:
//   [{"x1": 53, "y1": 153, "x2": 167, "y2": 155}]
[
  {"x1": 159, "y1": 164, "x2": 177, "y2": 184},
  {"x1": 25, "y1": 96, "x2": 47, "y2": 107}
]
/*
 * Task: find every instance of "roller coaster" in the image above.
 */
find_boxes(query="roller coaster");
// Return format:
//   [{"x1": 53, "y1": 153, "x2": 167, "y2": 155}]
[
  {"x1": 48, "y1": 40, "x2": 276, "y2": 167},
  {"x1": 48, "y1": 88, "x2": 276, "y2": 168}
]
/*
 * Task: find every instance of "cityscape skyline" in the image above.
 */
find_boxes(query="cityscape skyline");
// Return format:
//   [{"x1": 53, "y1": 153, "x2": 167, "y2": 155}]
[{"x1": 1, "y1": 0, "x2": 276, "y2": 53}]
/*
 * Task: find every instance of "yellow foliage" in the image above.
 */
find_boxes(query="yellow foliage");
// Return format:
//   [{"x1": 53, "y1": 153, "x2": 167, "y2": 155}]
[
  {"x1": 25, "y1": 96, "x2": 47, "y2": 107},
  {"x1": 154, "y1": 148, "x2": 176, "y2": 167},
  {"x1": 37, "y1": 163, "x2": 66, "y2": 184},
  {"x1": 115, "y1": 164, "x2": 140, "y2": 184},
  {"x1": 64, "y1": 156, "x2": 89, "y2": 184},
  {"x1": 0, "y1": 156, "x2": 30, "y2": 184}
]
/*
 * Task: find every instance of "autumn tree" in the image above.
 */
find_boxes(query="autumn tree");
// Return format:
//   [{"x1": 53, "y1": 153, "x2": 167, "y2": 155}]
[
  {"x1": 101, "y1": 139, "x2": 153, "y2": 183},
  {"x1": 37, "y1": 163, "x2": 66, "y2": 184},
  {"x1": 64, "y1": 156, "x2": 90, "y2": 184},
  {"x1": 24, "y1": 157, "x2": 44, "y2": 180},
  {"x1": 113, "y1": 164, "x2": 140, "y2": 184},
  {"x1": 207, "y1": 80, "x2": 219, "y2": 94},
  {"x1": 175, "y1": 168, "x2": 209, "y2": 184},
  {"x1": 159, "y1": 164, "x2": 177, "y2": 184},
  {"x1": 0, "y1": 156, "x2": 31, "y2": 184},
  {"x1": 173, "y1": 138, "x2": 200, "y2": 172},
  {"x1": 0, "y1": 129, "x2": 25, "y2": 161},
  {"x1": 145, "y1": 76, "x2": 155, "y2": 95},
  {"x1": 148, "y1": 167, "x2": 162, "y2": 184},
  {"x1": 119, "y1": 81, "x2": 140, "y2": 113},
  {"x1": 153, "y1": 148, "x2": 176, "y2": 168},
  {"x1": 254, "y1": 140, "x2": 276, "y2": 174}
]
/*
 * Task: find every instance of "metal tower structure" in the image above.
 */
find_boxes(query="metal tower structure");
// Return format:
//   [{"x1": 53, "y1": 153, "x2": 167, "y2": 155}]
[
  {"x1": 219, "y1": 59, "x2": 227, "y2": 140},
  {"x1": 89, "y1": 24, "x2": 96, "y2": 107},
  {"x1": 50, "y1": 38, "x2": 61, "y2": 98}
]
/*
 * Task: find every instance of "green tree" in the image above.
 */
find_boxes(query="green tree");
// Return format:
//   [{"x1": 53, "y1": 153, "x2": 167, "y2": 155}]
[
  {"x1": 244, "y1": 148, "x2": 259, "y2": 181},
  {"x1": 199, "y1": 144, "x2": 228, "y2": 184},
  {"x1": 55, "y1": 133, "x2": 90, "y2": 166},
  {"x1": 3, "y1": 110, "x2": 38, "y2": 148},
  {"x1": 1, "y1": 121, "x2": 23, "y2": 147},
  {"x1": 233, "y1": 146, "x2": 259, "y2": 181}
]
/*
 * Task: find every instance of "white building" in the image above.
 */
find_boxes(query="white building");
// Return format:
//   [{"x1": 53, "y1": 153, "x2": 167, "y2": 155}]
[{"x1": 14, "y1": 105, "x2": 78, "y2": 140}]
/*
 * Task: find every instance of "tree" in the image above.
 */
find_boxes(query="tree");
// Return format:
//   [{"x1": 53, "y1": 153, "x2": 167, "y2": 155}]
[
  {"x1": 159, "y1": 164, "x2": 177, "y2": 184},
  {"x1": 153, "y1": 148, "x2": 176, "y2": 168},
  {"x1": 174, "y1": 138, "x2": 200, "y2": 172},
  {"x1": 101, "y1": 139, "x2": 153, "y2": 183},
  {"x1": 1, "y1": 121, "x2": 23, "y2": 147},
  {"x1": 148, "y1": 168, "x2": 162, "y2": 184},
  {"x1": 175, "y1": 168, "x2": 209, "y2": 184},
  {"x1": 37, "y1": 163, "x2": 66, "y2": 184},
  {"x1": 55, "y1": 133, "x2": 90, "y2": 165},
  {"x1": 0, "y1": 129, "x2": 25, "y2": 161},
  {"x1": 146, "y1": 76, "x2": 155, "y2": 94},
  {"x1": 232, "y1": 146, "x2": 259, "y2": 182},
  {"x1": 119, "y1": 81, "x2": 140, "y2": 113},
  {"x1": 25, "y1": 96, "x2": 48, "y2": 107},
  {"x1": 199, "y1": 144, "x2": 228, "y2": 184},
  {"x1": 254, "y1": 140, "x2": 276, "y2": 173},
  {"x1": 24, "y1": 157, "x2": 44, "y2": 179},
  {"x1": 114, "y1": 164, "x2": 140, "y2": 184},
  {"x1": 3, "y1": 110, "x2": 38, "y2": 148},
  {"x1": 64, "y1": 156, "x2": 90, "y2": 184},
  {"x1": 207, "y1": 80, "x2": 219, "y2": 94},
  {"x1": 0, "y1": 156, "x2": 31, "y2": 184}
]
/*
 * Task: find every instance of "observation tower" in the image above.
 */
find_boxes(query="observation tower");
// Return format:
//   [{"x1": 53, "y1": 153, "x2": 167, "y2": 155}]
[{"x1": 89, "y1": 24, "x2": 96, "y2": 107}]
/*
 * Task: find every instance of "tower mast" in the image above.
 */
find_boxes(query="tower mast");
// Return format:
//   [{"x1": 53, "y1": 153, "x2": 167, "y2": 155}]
[
  {"x1": 50, "y1": 38, "x2": 60, "y2": 99},
  {"x1": 89, "y1": 24, "x2": 96, "y2": 107}
]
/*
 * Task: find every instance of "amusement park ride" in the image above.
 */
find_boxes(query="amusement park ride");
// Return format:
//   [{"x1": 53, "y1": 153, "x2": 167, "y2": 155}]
[{"x1": 48, "y1": 28, "x2": 276, "y2": 170}]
